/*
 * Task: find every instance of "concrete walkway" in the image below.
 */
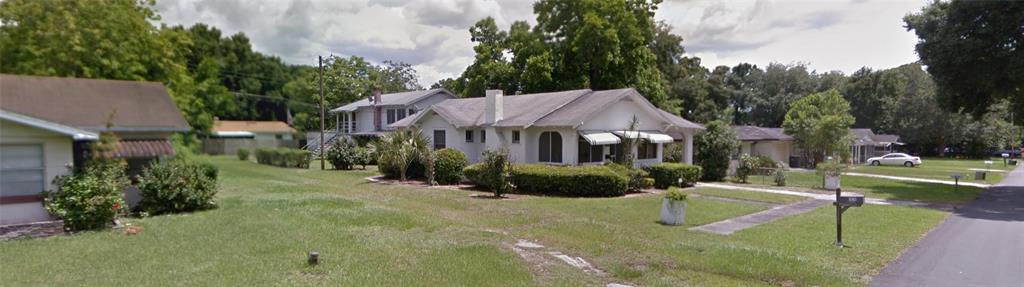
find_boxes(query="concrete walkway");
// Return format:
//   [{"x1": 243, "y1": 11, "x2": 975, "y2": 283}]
[
  {"x1": 690, "y1": 199, "x2": 829, "y2": 235},
  {"x1": 869, "y1": 164, "x2": 1024, "y2": 287},
  {"x1": 696, "y1": 182, "x2": 952, "y2": 209},
  {"x1": 843, "y1": 172, "x2": 991, "y2": 188}
]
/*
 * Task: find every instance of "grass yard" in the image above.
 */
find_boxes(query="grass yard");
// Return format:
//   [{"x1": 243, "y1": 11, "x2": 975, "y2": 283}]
[
  {"x1": 745, "y1": 170, "x2": 985, "y2": 204},
  {"x1": 849, "y1": 157, "x2": 1015, "y2": 184},
  {"x1": 0, "y1": 156, "x2": 947, "y2": 286}
]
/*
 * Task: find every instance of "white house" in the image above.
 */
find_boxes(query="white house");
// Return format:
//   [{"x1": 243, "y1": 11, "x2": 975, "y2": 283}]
[
  {"x1": 329, "y1": 89, "x2": 456, "y2": 136},
  {"x1": 0, "y1": 75, "x2": 190, "y2": 226},
  {"x1": 731, "y1": 125, "x2": 797, "y2": 167},
  {"x1": 390, "y1": 88, "x2": 703, "y2": 166}
]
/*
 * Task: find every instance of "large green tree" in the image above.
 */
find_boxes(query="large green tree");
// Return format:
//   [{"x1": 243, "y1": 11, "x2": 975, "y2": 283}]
[
  {"x1": 782, "y1": 90, "x2": 855, "y2": 164},
  {"x1": 904, "y1": 0, "x2": 1024, "y2": 121},
  {"x1": 0, "y1": 0, "x2": 209, "y2": 130}
]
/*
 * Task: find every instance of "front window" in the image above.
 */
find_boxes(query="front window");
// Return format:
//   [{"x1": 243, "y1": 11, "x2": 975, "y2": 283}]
[
  {"x1": 512, "y1": 131, "x2": 520, "y2": 144},
  {"x1": 396, "y1": 109, "x2": 407, "y2": 121},
  {"x1": 465, "y1": 130, "x2": 474, "y2": 142},
  {"x1": 638, "y1": 142, "x2": 657, "y2": 160},
  {"x1": 539, "y1": 131, "x2": 562, "y2": 163},
  {"x1": 480, "y1": 130, "x2": 486, "y2": 143},
  {"x1": 577, "y1": 139, "x2": 604, "y2": 163},
  {"x1": 0, "y1": 144, "x2": 44, "y2": 199},
  {"x1": 433, "y1": 130, "x2": 446, "y2": 150},
  {"x1": 387, "y1": 109, "x2": 396, "y2": 124}
]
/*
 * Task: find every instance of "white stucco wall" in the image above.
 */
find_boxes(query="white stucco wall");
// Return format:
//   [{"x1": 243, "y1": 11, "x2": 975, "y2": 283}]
[
  {"x1": 0, "y1": 120, "x2": 74, "y2": 225},
  {"x1": 355, "y1": 109, "x2": 376, "y2": 133},
  {"x1": 742, "y1": 140, "x2": 792, "y2": 165},
  {"x1": 579, "y1": 97, "x2": 665, "y2": 131}
]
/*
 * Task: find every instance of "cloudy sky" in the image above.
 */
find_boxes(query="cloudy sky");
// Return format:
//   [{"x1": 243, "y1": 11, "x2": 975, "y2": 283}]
[{"x1": 154, "y1": 0, "x2": 927, "y2": 87}]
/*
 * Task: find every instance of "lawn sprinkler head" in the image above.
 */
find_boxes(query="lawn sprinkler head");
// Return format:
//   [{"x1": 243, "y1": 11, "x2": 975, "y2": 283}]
[{"x1": 308, "y1": 251, "x2": 319, "y2": 265}]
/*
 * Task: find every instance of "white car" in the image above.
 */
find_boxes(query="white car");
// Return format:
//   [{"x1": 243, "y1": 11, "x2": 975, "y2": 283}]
[{"x1": 866, "y1": 153, "x2": 922, "y2": 167}]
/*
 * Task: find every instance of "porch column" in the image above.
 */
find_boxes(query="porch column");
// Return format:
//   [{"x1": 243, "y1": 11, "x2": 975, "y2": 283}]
[{"x1": 683, "y1": 130, "x2": 694, "y2": 164}]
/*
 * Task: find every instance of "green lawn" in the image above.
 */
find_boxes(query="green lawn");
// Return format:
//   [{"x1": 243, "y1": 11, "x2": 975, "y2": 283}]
[
  {"x1": 0, "y1": 156, "x2": 947, "y2": 286},
  {"x1": 745, "y1": 170, "x2": 985, "y2": 204},
  {"x1": 849, "y1": 157, "x2": 1015, "y2": 184}
]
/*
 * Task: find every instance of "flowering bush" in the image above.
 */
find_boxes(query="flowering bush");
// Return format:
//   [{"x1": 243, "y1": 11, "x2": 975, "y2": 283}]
[{"x1": 44, "y1": 162, "x2": 129, "y2": 231}]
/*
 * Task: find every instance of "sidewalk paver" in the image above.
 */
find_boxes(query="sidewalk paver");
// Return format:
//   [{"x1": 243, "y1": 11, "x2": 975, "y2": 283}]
[{"x1": 690, "y1": 199, "x2": 829, "y2": 235}]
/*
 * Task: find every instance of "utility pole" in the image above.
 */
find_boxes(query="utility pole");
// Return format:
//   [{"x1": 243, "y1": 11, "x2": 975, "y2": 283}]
[{"x1": 319, "y1": 55, "x2": 325, "y2": 170}]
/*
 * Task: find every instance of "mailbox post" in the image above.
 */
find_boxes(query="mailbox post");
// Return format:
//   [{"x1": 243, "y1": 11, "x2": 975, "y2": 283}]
[
  {"x1": 950, "y1": 173, "x2": 962, "y2": 192},
  {"x1": 833, "y1": 188, "x2": 864, "y2": 247}
]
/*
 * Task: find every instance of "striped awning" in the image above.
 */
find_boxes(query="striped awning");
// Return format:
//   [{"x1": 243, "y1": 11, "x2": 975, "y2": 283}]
[
  {"x1": 611, "y1": 131, "x2": 674, "y2": 143},
  {"x1": 579, "y1": 131, "x2": 621, "y2": 145},
  {"x1": 109, "y1": 140, "x2": 175, "y2": 158}
]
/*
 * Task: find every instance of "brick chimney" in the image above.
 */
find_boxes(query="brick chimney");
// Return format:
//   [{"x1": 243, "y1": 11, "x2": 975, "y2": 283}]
[
  {"x1": 372, "y1": 89, "x2": 382, "y2": 131},
  {"x1": 485, "y1": 89, "x2": 503, "y2": 125}
]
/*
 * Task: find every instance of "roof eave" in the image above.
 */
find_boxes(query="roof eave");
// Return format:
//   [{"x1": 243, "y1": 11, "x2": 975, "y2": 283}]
[{"x1": 0, "y1": 110, "x2": 99, "y2": 140}]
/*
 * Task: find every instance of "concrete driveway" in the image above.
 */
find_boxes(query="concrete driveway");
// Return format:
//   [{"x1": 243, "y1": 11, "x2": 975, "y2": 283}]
[{"x1": 870, "y1": 164, "x2": 1024, "y2": 287}]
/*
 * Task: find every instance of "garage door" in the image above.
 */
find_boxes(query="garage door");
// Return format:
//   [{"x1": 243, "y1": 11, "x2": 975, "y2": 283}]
[{"x1": 0, "y1": 144, "x2": 45, "y2": 197}]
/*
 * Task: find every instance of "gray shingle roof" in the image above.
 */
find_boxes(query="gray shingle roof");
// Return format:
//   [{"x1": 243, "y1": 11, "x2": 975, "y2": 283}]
[
  {"x1": 731, "y1": 125, "x2": 794, "y2": 141},
  {"x1": 329, "y1": 89, "x2": 453, "y2": 112},
  {"x1": 391, "y1": 88, "x2": 703, "y2": 130},
  {"x1": 0, "y1": 74, "x2": 190, "y2": 132}
]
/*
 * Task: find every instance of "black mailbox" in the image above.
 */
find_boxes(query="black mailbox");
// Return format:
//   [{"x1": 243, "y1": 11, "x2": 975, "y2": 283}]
[{"x1": 834, "y1": 192, "x2": 864, "y2": 207}]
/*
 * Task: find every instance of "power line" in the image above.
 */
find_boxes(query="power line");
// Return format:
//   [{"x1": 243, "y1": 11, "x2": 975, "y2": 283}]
[{"x1": 229, "y1": 91, "x2": 318, "y2": 108}]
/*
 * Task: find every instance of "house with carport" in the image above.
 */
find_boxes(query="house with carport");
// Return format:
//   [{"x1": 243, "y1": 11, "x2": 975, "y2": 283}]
[
  {"x1": 390, "y1": 88, "x2": 703, "y2": 167},
  {"x1": 0, "y1": 75, "x2": 189, "y2": 226}
]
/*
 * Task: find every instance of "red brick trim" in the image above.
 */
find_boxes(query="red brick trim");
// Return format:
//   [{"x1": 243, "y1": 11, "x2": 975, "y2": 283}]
[{"x1": 0, "y1": 195, "x2": 44, "y2": 204}]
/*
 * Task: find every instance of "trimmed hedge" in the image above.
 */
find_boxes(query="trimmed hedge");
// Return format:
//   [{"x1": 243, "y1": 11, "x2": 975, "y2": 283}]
[
  {"x1": 255, "y1": 147, "x2": 311, "y2": 168},
  {"x1": 137, "y1": 158, "x2": 219, "y2": 215},
  {"x1": 647, "y1": 163, "x2": 702, "y2": 188},
  {"x1": 433, "y1": 148, "x2": 468, "y2": 184},
  {"x1": 512, "y1": 164, "x2": 628, "y2": 197},
  {"x1": 236, "y1": 148, "x2": 249, "y2": 161}
]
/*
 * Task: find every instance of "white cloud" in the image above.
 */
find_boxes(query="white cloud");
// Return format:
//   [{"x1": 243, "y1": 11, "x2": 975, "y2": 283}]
[{"x1": 154, "y1": 0, "x2": 926, "y2": 87}]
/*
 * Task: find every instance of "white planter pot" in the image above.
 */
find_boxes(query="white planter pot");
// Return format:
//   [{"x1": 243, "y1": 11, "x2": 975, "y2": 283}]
[
  {"x1": 660, "y1": 198, "x2": 687, "y2": 226},
  {"x1": 824, "y1": 175, "x2": 841, "y2": 190}
]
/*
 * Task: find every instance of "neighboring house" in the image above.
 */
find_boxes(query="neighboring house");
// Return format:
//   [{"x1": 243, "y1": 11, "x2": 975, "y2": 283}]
[
  {"x1": 0, "y1": 74, "x2": 190, "y2": 225},
  {"x1": 730, "y1": 125, "x2": 902, "y2": 167},
  {"x1": 390, "y1": 88, "x2": 703, "y2": 167},
  {"x1": 329, "y1": 89, "x2": 456, "y2": 137},
  {"x1": 850, "y1": 129, "x2": 902, "y2": 164},
  {"x1": 731, "y1": 125, "x2": 797, "y2": 167},
  {"x1": 203, "y1": 120, "x2": 298, "y2": 155}
]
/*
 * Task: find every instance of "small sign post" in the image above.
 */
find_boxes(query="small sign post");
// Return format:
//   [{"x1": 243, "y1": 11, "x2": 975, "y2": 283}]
[{"x1": 950, "y1": 173, "x2": 962, "y2": 192}]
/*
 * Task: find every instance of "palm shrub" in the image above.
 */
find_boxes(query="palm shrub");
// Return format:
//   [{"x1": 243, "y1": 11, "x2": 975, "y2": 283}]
[
  {"x1": 44, "y1": 161, "x2": 129, "y2": 231},
  {"x1": 696, "y1": 120, "x2": 739, "y2": 181},
  {"x1": 326, "y1": 137, "x2": 358, "y2": 170},
  {"x1": 376, "y1": 129, "x2": 430, "y2": 181},
  {"x1": 433, "y1": 148, "x2": 468, "y2": 185},
  {"x1": 662, "y1": 143, "x2": 684, "y2": 163},
  {"x1": 236, "y1": 148, "x2": 250, "y2": 161},
  {"x1": 137, "y1": 157, "x2": 219, "y2": 215}
]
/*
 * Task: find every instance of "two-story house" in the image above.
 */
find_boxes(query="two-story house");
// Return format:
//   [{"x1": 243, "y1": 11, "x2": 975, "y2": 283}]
[{"x1": 329, "y1": 89, "x2": 456, "y2": 136}]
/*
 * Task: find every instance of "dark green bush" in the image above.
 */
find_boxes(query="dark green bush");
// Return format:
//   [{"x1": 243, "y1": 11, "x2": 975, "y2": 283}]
[
  {"x1": 236, "y1": 148, "x2": 250, "y2": 161},
  {"x1": 647, "y1": 163, "x2": 702, "y2": 188},
  {"x1": 662, "y1": 143, "x2": 684, "y2": 163},
  {"x1": 696, "y1": 121, "x2": 739, "y2": 181},
  {"x1": 463, "y1": 163, "x2": 484, "y2": 187},
  {"x1": 137, "y1": 158, "x2": 219, "y2": 215},
  {"x1": 44, "y1": 161, "x2": 129, "y2": 231},
  {"x1": 433, "y1": 148, "x2": 467, "y2": 184},
  {"x1": 326, "y1": 137, "x2": 358, "y2": 170},
  {"x1": 605, "y1": 163, "x2": 648, "y2": 192},
  {"x1": 512, "y1": 164, "x2": 628, "y2": 197},
  {"x1": 254, "y1": 147, "x2": 311, "y2": 168},
  {"x1": 642, "y1": 177, "x2": 655, "y2": 188}
]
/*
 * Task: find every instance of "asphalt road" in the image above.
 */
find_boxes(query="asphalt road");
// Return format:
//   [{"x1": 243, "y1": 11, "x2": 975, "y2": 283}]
[{"x1": 870, "y1": 164, "x2": 1024, "y2": 287}]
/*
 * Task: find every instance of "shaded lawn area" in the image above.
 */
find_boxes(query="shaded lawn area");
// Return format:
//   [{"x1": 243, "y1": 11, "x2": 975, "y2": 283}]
[
  {"x1": 746, "y1": 171, "x2": 985, "y2": 204},
  {"x1": 0, "y1": 156, "x2": 946, "y2": 286},
  {"x1": 849, "y1": 157, "x2": 1014, "y2": 184}
]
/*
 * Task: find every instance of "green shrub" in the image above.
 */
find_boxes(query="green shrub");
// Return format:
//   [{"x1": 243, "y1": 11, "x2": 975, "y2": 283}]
[
  {"x1": 137, "y1": 158, "x2": 219, "y2": 215},
  {"x1": 478, "y1": 149, "x2": 514, "y2": 197},
  {"x1": 354, "y1": 146, "x2": 374, "y2": 169},
  {"x1": 662, "y1": 143, "x2": 684, "y2": 163},
  {"x1": 44, "y1": 161, "x2": 129, "y2": 231},
  {"x1": 512, "y1": 164, "x2": 628, "y2": 197},
  {"x1": 735, "y1": 154, "x2": 757, "y2": 183},
  {"x1": 605, "y1": 163, "x2": 648, "y2": 192},
  {"x1": 642, "y1": 177, "x2": 655, "y2": 188},
  {"x1": 326, "y1": 137, "x2": 358, "y2": 170},
  {"x1": 236, "y1": 148, "x2": 250, "y2": 161},
  {"x1": 254, "y1": 147, "x2": 311, "y2": 168},
  {"x1": 696, "y1": 121, "x2": 739, "y2": 181},
  {"x1": 815, "y1": 159, "x2": 846, "y2": 177},
  {"x1": 433, "y1": 148, "x2": 468, "y2": 185},
  {"x1": 375, "y1": 129, "x2": 430, "y2": 180},
  {"x1": 773, "y1": 164, "x2": 787, "y2": 186},
  {"x1": 647, "y1": 163, "x2": 702, "y2": 188},
  {"x1": 463, "y1": 163, "x2": 484, "y2": 187},
  {"x1": 665, "y1": 189, "x2": 688, "y2": 201}
]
